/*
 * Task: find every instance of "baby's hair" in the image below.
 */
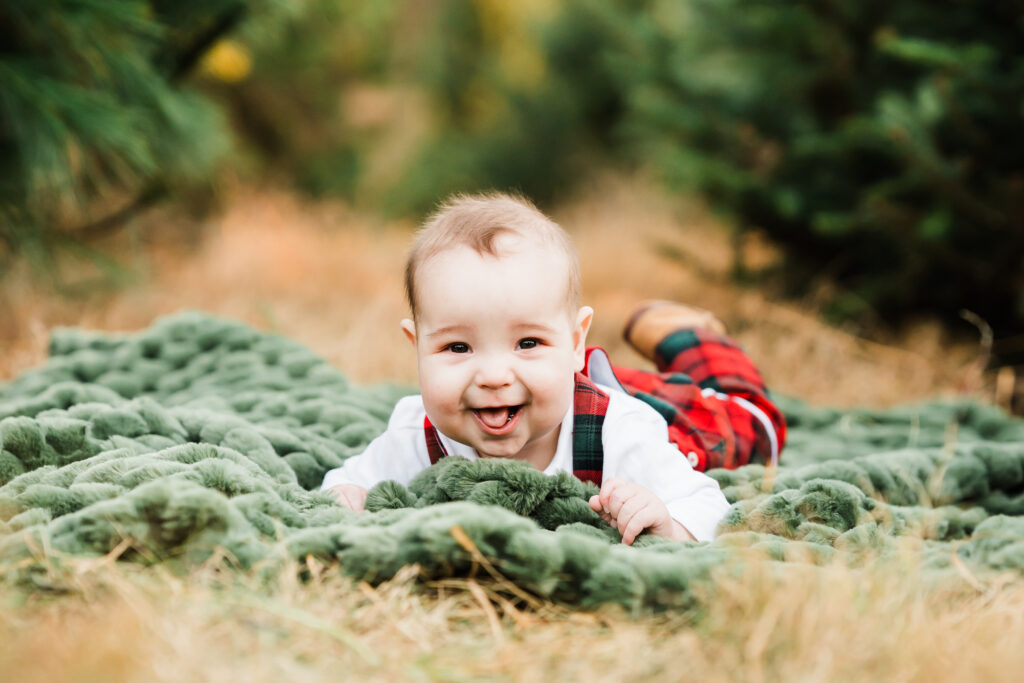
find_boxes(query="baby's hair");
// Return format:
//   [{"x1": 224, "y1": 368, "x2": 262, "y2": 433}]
[{"x1": 405, "y1": 192, "x2": 581, "y2": 318}]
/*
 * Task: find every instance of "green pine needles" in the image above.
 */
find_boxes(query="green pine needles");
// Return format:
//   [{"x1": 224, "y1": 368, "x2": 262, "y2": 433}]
[
  {"x1": 1, "y1": 312, "x2": 1023, "y2": 611},
  {"x1": 600, "y1": 0, "x2": 1024, "y2": 332},
  {"x1": 0, "y1": 1, "x2": 249, "y2": 267}
]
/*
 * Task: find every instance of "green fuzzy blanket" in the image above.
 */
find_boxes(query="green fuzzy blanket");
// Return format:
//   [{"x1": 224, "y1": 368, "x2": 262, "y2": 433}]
[{"x1": 1, "y1": 312, "x2": 1022, "y2": 610}]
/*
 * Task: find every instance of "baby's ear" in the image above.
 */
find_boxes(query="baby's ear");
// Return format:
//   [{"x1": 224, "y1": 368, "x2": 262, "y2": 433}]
[
  {"x1": 400, "y1": 318, "x2": 417, "y2": 347},
  {"x1": 573, "y1": 306, "x2": 594, "y2": 371}
]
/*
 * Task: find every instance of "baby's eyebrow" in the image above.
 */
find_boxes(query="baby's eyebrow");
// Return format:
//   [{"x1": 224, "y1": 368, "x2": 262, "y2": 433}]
[
  {"x1": 512, "y1": 323, "x2": 558, "y2": 334},
  {"x1": 425, "y1": 325, "x2": 469, "y2": 338}
]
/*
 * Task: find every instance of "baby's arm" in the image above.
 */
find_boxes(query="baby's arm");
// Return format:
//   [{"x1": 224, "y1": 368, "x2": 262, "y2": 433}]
[
  {"x1": 589, "y1": 478, "x2": 696, "y2": 545},
  {"x1": 319, "y1": 396, "x2": 431, "y2": 511}
]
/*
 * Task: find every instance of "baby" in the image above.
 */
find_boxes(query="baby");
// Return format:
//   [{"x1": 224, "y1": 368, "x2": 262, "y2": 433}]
[{"x1": 322, "y1": 193, "x2": 785, "y2": 544}]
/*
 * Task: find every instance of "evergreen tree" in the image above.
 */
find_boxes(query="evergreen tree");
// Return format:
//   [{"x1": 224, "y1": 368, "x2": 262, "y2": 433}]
[
  {"x1": 597, "y1": 0, "x2": 1024, "y2": 335},
  {"x1": 0, "y1": 0, "x2": 250, "y2": 272}
]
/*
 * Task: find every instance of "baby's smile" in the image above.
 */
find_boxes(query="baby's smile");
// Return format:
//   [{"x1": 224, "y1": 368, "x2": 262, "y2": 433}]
[{"x1": 472, "y1": 404, "x2": 524, "y2": 434}]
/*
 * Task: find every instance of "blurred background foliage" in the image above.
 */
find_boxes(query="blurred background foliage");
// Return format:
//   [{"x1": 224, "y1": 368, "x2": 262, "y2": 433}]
[
  {"x1": 0, "y1": 0, "x2": 259, "y2": 274},
  {"x1": 2, "y1": 0, "x2": 1023, "y2": 345}
]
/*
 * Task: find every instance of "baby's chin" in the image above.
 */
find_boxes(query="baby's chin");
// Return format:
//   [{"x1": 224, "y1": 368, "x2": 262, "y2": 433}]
[
  {"x1": 473, "y1": 428, "x2": 562, "y2": 469},
  {"x1": 472, "y1": 441, "x2": 527, "y2": 460}
]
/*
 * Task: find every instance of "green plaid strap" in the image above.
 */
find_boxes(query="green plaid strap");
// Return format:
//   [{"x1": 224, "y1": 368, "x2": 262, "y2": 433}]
[{"x1": 572, "y1": 372, "x2": 609, "y2": 486}]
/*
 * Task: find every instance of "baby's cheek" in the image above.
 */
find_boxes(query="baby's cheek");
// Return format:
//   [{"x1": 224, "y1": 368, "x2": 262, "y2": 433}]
[
  {"x1": 419, "y1": 365, "x2": 460, "y2": 402},
  {"x1": 530, "y1": 371, "x2": 574, "y2": 417},
  {"x1": 419, "y1": 385, "x2": 458, "y2": 429},
  {"x1": 424, "y1": 389, "x2": 460, "y2": 418}
]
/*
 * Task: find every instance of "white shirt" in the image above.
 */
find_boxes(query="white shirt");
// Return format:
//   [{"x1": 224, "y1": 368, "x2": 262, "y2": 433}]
[{"x1": 320, "y1": 385, "x2": 731, "y2": 542}]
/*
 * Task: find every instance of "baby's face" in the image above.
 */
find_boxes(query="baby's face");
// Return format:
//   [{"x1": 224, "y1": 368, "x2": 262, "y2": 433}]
[{"x1": 402, "y1": 238, "x2": 591, "y2": 470}]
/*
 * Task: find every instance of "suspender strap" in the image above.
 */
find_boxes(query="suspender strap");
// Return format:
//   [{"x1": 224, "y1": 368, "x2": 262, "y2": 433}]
[
  {"x1": 424, "y1": 415, "x2": 448, "y2": 464},
  {"x1": 571, "y1": 372, "x2": 609, "y2": 486}
]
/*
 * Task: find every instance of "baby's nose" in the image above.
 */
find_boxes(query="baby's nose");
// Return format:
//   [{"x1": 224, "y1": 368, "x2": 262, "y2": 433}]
[{"x1": 474, "y1": 355, "x2": 515, "y2": 388}]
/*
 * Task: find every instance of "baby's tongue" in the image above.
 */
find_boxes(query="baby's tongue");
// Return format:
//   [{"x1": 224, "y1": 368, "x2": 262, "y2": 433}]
[{"x1": 477, "y1": 407, "x2": 510, "y2": 428}]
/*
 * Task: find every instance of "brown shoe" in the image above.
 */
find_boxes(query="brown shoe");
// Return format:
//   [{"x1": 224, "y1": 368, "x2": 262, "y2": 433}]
[{"x1": 622, "y1": 300, "x2": 727, "y2": 362}]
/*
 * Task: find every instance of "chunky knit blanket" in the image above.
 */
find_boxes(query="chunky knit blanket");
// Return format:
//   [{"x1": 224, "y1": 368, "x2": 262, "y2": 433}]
[{"x1": 1, "y1": 312, "x2": 1021, "y2": 610}]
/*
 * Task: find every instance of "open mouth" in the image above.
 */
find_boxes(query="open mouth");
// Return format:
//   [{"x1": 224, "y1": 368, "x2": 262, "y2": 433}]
[{"x1": 473, "y1": 405, "x2": 522, "y2": 434}]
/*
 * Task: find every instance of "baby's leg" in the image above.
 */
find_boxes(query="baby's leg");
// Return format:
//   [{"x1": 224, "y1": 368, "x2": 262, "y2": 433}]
[
  {"x1": 618, "y1": 301, "x2": 786, "y2": 470},
  {"x1": 622, "y1": 300, "x2": 726, "y2": 366},
  {"x1": 623, "y1": 300, "x2": 759, "y2": 390}
]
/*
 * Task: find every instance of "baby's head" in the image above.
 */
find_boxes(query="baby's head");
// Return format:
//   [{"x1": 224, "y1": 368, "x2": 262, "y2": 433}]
[
  {"x1": 401, "y1": 193, "x2": 593, "y2": 468},
  {"x1": 404, "y1": 192, "x2": 581, "y2": 320}
]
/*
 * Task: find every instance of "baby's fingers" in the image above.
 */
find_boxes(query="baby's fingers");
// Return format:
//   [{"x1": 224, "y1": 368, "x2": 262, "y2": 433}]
[
  {"x1": 601, "y1": 479, "x2": 641, "y2": 519},
  {"x1": 597, "y1": 478, "x2": 627, "y2": 512},
  {"x1": 620, "y1": 504, "x2": 655, "y2": 546},
  {"x1": 614, "y1": 495, "x2": 646, "y2": 535},
  {"x1": 347, "y1": 489, "x2": 367, "y2": 513},
  {"x1": 329, "y1": 484, "x2": 367, "y2": 513},
  {"x1": 589, "y1": 494, "x2": 614, "y2": 525}
]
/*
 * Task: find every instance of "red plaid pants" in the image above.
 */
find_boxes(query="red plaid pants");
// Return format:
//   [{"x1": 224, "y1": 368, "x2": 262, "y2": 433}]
[{"x1": 585, "y1": 328, "x2": 785, "y2": 471}]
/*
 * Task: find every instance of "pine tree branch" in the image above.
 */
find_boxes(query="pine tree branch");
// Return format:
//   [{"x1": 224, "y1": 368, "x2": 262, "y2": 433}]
[
  {"x1": 73, "y1": 183, "x2": 167, "y2": 242},
  {"x1": 68, "y1": 3, "x2": 248, "y2": 241}
]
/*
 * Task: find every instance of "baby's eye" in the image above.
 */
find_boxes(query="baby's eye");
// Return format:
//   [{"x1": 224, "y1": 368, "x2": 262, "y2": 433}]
[
  {"x1": 517, "y1": 338, "x2": 541, "y2": 350},
  {"x1": 444, "y1": 342, "x2": 470, "y2": 354}
]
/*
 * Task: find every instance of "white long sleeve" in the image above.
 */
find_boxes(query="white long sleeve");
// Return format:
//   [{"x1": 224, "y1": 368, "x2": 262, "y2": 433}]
[
  {"x1": 600, "y1": 390, "x2": 731, "y2": 542},
  {"x1": 320, "y1": 396, "x2": 433, "y2": 490}
]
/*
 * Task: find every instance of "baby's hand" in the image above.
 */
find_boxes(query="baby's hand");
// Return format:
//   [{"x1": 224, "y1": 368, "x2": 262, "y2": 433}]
[
  {"x1": 588, "y1": 478, "x2": 695, "y2": 545},
  {"x1": 326, "y1": 484, "x2": 368, "y2": 512}
]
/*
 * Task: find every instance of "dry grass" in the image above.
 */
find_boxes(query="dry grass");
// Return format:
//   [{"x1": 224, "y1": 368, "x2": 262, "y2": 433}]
[
  {"x1": 1, "y1": 549, "x2": 1023, "y2": 682},
  {"x1": 0, "y1": 175, "x2": 1015, "y2": 681}
]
